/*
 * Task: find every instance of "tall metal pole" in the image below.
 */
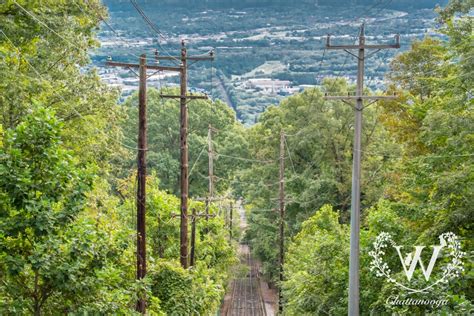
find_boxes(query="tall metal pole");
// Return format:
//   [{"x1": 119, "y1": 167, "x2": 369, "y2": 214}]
[
  {"x1": 348, "y1": 24, "x2": 365, "y2": 316},
  {"x1": 137, "y1": 53, "x2": 147, "y2": 314},
  {"x1": 206, "y1": 125, "x2": 213, "y2": 223},
  {"x1": 179, "y1": 41, "x2": 189, "y2": 269},
  {"x1": 278, "y1": 130, "x2": 285, "y2": 314},
  {"x1": 325, "y1": 24, "x2": 399, "y2": 316}
]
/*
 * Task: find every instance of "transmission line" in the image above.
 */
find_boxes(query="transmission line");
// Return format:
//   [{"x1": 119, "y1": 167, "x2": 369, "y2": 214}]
[
  {"x1": 129, "y1": 0, "x2": 180, "y2": 64},
  {"x1": 74, "y1": 1, "x2": 142, "y2": 59},
  {"x1": 0, "y1": 28, "x2": 139, "y2": 151},
  {"x1": 13, "y1": 1, "x2": 83, "y2": 52}
]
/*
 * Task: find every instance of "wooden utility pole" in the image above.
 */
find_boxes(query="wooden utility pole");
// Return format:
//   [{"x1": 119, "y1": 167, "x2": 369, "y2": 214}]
[
  {"x1": 136, "y1": 54, "x2": 147, "y2": 314},
  {"x1": 173, "y1": 209, "x2": 215, "y2": 267},
  {"x1": 190, "y1": 208, "x2": 197, "y2": 267},
  {"x1": 278, "y1": 131, "x2": 285, "y2": 314},
  {"x1": 159, "y1": 41, "x2": 214, "y2": 268},
  {"x1": 325, "y1": 24, "x2": 399, "y2": 316},
  {"x1": 206, "y1": 124, "x2": 214, "y2": 222},
  {"x1": 179, "y1": 43, "x2": 189, "y2": 270},
  {"x1": 106, "y1": 54, "x2": 182, "y2": 314}
]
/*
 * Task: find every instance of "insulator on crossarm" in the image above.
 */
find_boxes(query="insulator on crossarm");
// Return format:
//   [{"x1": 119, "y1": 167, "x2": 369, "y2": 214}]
[{"x1": 154, "y1": 49, "x2": 159, "y2": 64}]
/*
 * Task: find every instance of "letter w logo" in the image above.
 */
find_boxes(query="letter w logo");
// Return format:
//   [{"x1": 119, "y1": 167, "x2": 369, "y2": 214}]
[{"x1": 394, "y1": 245, "x2": 444, "y2": 282}]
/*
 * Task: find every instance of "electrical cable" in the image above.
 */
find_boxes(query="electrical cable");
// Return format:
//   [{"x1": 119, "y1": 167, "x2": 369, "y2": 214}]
[
  {"x1": 129, "y1": 0, "x2": 181, "y2": 64},
  {"x1": 0, "y1": 28, "x2": 141, "y2": 151},
  {"x1": 215, "y1": 153, "x2": 275, "y2": 164},
  {"x1": 74, "y1": 1, "x2": 142, "y2": 59},
  {"x1": 284, "y1": 136, "x2": 297, "y2": 174},
  {"x1": 13, "y1": 0, "x2": 84, "y2": 52},
  {"x1": 189, "y1": 143, "x2": 208, "y2": 177}
]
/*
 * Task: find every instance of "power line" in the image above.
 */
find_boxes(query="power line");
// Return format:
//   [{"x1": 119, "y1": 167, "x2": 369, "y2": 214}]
[
  {"x1": 0, "y1": 28, "x2": 140, "y2": 151},
  {"x1": 324, "y1": 0, "x2": 396, "y2": 94},
  {"x1": 189, "y1": 143, "x2": 208, "y2": 177},
  {"x1": 325, "y1": 24, "x2": 400, "y2": 315},
  {"x1": 12, "y1": 0, "x2": 84, "y2": 52},
  {"x1": 74, "y1": 1, "x2": 142, "y2": 59},
  {"x1": 284, "y1": 136, "x2": 296, "y2": 174},
  {"x1": 306, "y1": 47, "x2": 327, "y2": 106},
  {"x1": 129, "y1": 0, "x2": 167, "y2": 40},
  {"x1": 215, "y1": 153, "x2": 275, "y2": 164},
  {"x1": 129, "y1": 0, "x2": 181, "y2": 64},
  {"x1": 366, "y1": 49, "x2": 390, "y2": 88},
  {"x1": 371, "y1": 0, "x2": 393, "y2": 18}
]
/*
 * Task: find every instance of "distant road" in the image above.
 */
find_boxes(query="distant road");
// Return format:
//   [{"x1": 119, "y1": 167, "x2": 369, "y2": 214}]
[{"x1": 216, "y1": 75, "x2": 236, "y2": 110}]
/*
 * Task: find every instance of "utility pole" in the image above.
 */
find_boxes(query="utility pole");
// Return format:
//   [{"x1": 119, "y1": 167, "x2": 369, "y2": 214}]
[
  {"x1": 206, "y1": 124, "x2": 214, "y2": 222},
  {"x1": 325, "y1": 24, "x2": 399, "y2": 316},
  {"x1": 136, "y1": 54, "x2": 147, "y2": 314},
  {"x1": 229, "y1": 201, "x2": 233, "y2": 240},
  {"x1": 172, "y1": 209, "x2": 215, "y2": 267},
  {"x1": 190, "y1": 208, "x2": 197, "y2": 267},
  {"x1": 278, "y1": 131, "x2": 285, "y2": 314},
  {"x1": 178, "y1": 43, "x2": 189, "y2": 270},
  {"x1": 194, "y1": 195, "x2": 227, "y2": 225},
  {"x1": 159, "y1": 41, "x2": 214, "y2": 268},
  {"x1": 106, "y1": 54, "x2": 183, "y2": 314}
]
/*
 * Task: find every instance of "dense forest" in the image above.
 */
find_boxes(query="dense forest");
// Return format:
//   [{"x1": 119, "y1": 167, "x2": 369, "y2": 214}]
[{"x1": 0, "y1": 0, "x2": 472, "y2": 315}]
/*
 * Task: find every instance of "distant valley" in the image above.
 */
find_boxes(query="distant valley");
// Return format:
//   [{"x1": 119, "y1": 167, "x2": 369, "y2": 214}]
[{"x1": 95, "y1": 0, "x2": 447, "y2": 124}]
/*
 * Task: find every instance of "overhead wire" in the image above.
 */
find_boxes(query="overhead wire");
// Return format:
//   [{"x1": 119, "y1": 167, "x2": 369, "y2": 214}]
[
  {"x1": 306, "y1": 46, "x2": 327, "y2": 106},
  {"x1": 210, "y1": 56, "x2": 215, "y2": 99},
  {"x1": 284, "y1": 136, "x2": 297, "y2": 174},
  {"x1": 12, "y1": 0, "x2": 85, "y2": 53},
  {"x1": 129, "y1": 0, "x2": 167, "y2": 40},
  {"x1": 0, "y1": 26, "x2": 140, "y2": 151},
  {"x1": 128, "y1": 0, "x2": 181, "y2": 64},
  {"x1": 324, "y1": 0, "x2": 397, "y2": 94},
  {"x1": 127, "y1": 0, "x2": 216, "y2": 139},
  {"x1": 363, "y1": 0, "x2": 395, "y2": 90},
  {"x1": 215, "y1": 153, "x2": 275, "y2": 164},
  {"x1": 366, "y1": 48, "x2": 390, "y2": 89},
  {"x1": 235, "y1": 2, "x2": 412, "y2": 209},
  {"x1": 295, "y1": 25, "x2": 366, "y2": 182},
  {"x1": 74, "y1": 1, "x2": 142, "y2": 59},
  {"x1": 189, "y1": 143, "x2": 208, "y2": 177},
  {"x1": 19, "y1": 1, "x2": 465, "y2": 200}
]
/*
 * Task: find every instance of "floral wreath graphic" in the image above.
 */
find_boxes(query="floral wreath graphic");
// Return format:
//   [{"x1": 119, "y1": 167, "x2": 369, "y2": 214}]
[{"x1": 369, "y1": 232, "x2": 465, "y2": 294}]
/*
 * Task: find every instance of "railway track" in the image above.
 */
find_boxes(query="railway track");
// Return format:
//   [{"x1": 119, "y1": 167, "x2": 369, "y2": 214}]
[{"x1": 227, "y1": 244, "x2": 266, "y2": 316}]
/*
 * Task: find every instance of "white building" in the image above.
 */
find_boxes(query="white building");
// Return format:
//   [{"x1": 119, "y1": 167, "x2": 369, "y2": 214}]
[{"x1": 246, "y1": 78, "x2": 291, "y2": 94}]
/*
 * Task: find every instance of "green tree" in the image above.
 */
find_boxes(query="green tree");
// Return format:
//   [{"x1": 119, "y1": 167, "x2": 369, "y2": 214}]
[
  {"x1": 117, "y1": 174, "x2": 237, "y2": 315},
  {"x1": 283, "y1": 205, "x2": 350, "y2": 315},
  {"x1": 381, "y1": 1, "x2": 473, "y2": 241},
  {"x1": 0, "y1": 107, "x2": 81, "y2": 313},
  {"x1": 281, "y1": 1, "x2": 473, "y2": 314},
  {"x1": 387, "y1": 38, "x2": 448, "y2": 101},
  {"x1": 242, "y1": 80, "x2": 396, "y2": 281},
  {"x1": 0, "y1": 0, "x2": 124, "y2": 171},
  {"x1": 0, "y1": 107, "x2": 142, "y2": 314},
  {"x1": 119, "y1": 88, "x2": 248, "y2": 197}
]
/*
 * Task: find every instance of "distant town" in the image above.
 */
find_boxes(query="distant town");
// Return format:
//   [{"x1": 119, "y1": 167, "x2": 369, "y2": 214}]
[{"x1": 94, "y1": 2, "x2": 443, "y2": 123}]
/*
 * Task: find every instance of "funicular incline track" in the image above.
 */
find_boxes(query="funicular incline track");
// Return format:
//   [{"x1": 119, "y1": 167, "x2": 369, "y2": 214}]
[{"x1": 227, "y1": 244, "x2": 266, "y2": 316}]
